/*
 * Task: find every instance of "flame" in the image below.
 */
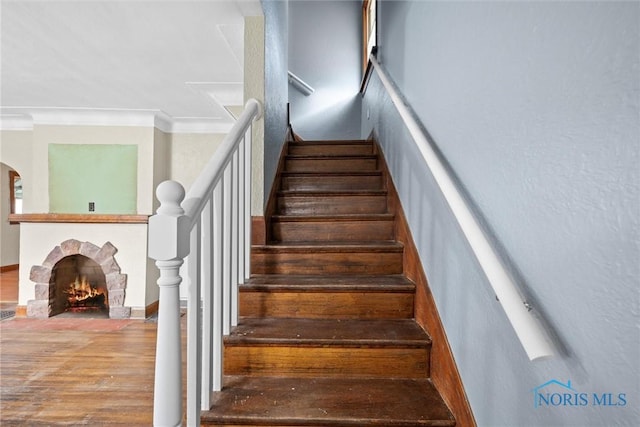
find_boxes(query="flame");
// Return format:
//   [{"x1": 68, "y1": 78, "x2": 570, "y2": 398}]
[{"x1": 65, "y1": 275, "x2": 105, "y2": 305}]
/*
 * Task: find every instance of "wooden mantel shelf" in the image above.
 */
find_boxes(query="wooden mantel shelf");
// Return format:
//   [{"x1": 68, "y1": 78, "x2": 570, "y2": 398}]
[{"x1": 8, "y1": 213, "x2": 149, "y2": 224}]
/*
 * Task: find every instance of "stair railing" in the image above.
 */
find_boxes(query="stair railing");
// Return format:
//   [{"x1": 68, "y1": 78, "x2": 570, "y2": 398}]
[
  {"x1": 288, "y1": 70, "x2": 315, "y2": 96},
  {"x1": 148, "y1": 98, "x2": 262, "y2": 427},
  {"x1": 367, "y1": 55, "x2": 556, "y2": 362}
]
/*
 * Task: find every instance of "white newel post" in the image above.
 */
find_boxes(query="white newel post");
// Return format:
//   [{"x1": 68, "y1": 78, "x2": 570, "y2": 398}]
[{"x1": 149, "y1": 181, "x2": 191, "y2": 427}]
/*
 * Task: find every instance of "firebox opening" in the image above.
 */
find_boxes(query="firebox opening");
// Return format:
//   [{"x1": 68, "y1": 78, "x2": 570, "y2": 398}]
[{"x1": 50, "y1": 255, "x2": 108, "y2": 317}]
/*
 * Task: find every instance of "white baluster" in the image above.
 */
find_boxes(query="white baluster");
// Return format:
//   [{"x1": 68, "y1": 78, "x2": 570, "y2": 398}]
[
  {"x1": 212, "y1": 183, "x2": 224, "y2": 391},
  {"x1": 187, "y1": 221, "x2": 202, "y2": 425},
  {"x1": 237, "y1": 138, "x2": 246, "y2": 287},
  {"x1": 231, "y1": 150, "x2": 239, "y2": 327},
  {"x1": 244, "y1": 127, "x2": 252, "y2": 280},
  {"x1": 222, "y1": 169, "x2": 232, "y2": 335},
  {"x1": 200, "y1": 199, "x2": 213, "y2": 409}
]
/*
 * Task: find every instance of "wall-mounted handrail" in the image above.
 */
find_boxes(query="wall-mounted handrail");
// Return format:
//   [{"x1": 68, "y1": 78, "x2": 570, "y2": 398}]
[
  {"x1": 288, "y1": 70, "x2": 315, "y2": 96},
  {"x1": 368, "y1": 55, "x2": 556, "y2": 361},
  {"x1": 148, "y1": 98, "x2": 262, "y2": 426}
]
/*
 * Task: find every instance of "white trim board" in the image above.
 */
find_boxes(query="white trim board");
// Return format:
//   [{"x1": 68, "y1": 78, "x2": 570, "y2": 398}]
[{"x1": 0, "y1": 108, "x2": 234, "y2": 134}]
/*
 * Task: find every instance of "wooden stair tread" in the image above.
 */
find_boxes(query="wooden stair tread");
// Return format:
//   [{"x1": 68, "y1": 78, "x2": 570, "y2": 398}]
[
  {"x1": 281, "y1": 175, "x2": 384, "y2": 191},
  {"x1": 288, "y1": 140, "x2": 373, "y2": 150},
  {"x1": 278, "y1": 189, "x2": 387, "y2": 196},
  {"x1": 227, "y1": 318, "x2": 430, "y2": 347},
  {"x1": 276, "y1": 192, "x2": 389, "y2": 216},
  {"x1": 286, "y1": 154, "x2": 378, "y2": 159},
  {"x1": 253, "y1": 241, "x2": 403, "y2": 252},
  {"x1": 244, "y1": 274, "x2": 414, "y2": 291},
  {"x1": 202, "y1": 376, "x2": 455, "y2": 426},
  {"x1": 281, "y1": 170, "x2": 382, "y2": 176},
  {"x1": 270, "y1": 213, "x2": 394, "y2": 222},
  {"x1": 289, "y1": 139, "x2": 372, "y2": 147},
  {"x1": 284, "y1": 155, "x2": 378, "y2": 173}
]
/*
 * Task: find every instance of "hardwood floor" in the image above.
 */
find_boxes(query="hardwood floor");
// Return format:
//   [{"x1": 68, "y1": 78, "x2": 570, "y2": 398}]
[{"x1": 0, "y1": 312, "x2": 186, "y2": 425}]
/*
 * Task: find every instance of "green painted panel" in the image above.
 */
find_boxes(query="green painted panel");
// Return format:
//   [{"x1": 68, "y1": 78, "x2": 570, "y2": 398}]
[{"x1": 49, "y1": 144, "x2": 137, "y2": 214}]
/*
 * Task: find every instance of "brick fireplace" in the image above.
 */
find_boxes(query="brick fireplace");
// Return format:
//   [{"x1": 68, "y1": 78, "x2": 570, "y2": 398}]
[{"x1": 27, "y1": 239, "x2": 131, "y2": 319}]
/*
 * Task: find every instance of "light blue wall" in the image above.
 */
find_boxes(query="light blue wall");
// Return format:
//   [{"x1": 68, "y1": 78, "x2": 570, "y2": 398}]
[
  {"x1": 263, "y1": 0, "x2": 289, "y2": 207},
  {"x1": 288, "y1": 0, "x2": 362, "y2": 140},
  {"x1": 362, "y1": 1, "x2": 639, "y2": 425}
]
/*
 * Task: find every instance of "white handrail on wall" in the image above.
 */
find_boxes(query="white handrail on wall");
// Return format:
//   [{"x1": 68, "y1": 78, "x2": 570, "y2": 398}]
[
  {"x1": 288, "y1": 70, "x2": 315, "y2": 96},
  {"x1": 148, "y1": 98, "x2": 262, "y2": 427},
  {"x1": 369, "y1": 56, "x2": 556, "y2": 361}
]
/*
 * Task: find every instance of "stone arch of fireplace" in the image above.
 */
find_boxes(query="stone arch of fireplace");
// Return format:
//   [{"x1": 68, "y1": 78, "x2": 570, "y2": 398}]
[{"x1": 27, "y1": 239, "x2": 131, "y2": 319}]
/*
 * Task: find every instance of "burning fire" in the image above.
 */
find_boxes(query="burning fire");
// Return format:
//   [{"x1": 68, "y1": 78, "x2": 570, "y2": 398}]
[{"x1": 65, "y1": 275, "x2": 105, "y2": 307}]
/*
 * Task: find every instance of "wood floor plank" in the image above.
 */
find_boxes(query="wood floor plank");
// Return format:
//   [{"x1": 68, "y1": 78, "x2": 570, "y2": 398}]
[{"x1": 0, "y1": 317, "x2": 186, "y2": 426}]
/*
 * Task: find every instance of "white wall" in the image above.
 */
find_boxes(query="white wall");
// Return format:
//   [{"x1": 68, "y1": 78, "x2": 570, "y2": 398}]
[
  {"x1": 363, "y1": 1, "x2": 639, "y2": 425},
  {"x1": 165, "y1": 131, "x2": 224, "y2": 299},
  {"x1": 166, "y1": 132, "x2": 225, "y2": 193},
  {"x1": 0, "y1": 130, "x2": 33, "y2": 211},
  {"x1": 288, "y1": 0, "x2": 362, "y2": 140},
  {"x1": 0, "y1": 130, "x2": 33, "y2": 267}
]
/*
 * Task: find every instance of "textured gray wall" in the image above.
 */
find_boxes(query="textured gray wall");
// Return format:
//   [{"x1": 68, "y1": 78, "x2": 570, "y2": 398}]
[
  {"x1": 288, "y1": 0, "x2": 362, "y2": 140},
  {"x1": 262, "y1": 0, "x2": 289, "y2": 208},
  {"x1": 362, "y1": 1, "x2": 639, "y2": 425}
]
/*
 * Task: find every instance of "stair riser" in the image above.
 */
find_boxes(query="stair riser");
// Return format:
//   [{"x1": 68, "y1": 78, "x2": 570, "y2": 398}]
[
  {"x1": 288, "y1": 144, "x2": 373, "y2": 156},
  {"x1": 240, "y1": 291, "x2": 414, "y2": 319},
  {"x1": 277, "y1": 195, "x2": 387, "y2": 215},
  {"x1": 285, "y1": 158, "x2": 377, "y2": 172},
  {"x1": 281, "y1": 175, "x2": 383, "y2": 191},
  {"x1": 251, "y1": 251, "x2": 403, "y2": 275},
  {"x1": 271, "y1": 220, "x2": 394, "y2": 242},
  {"x1": 224, "y1": 346, "x2": 429, "y2": 379}
]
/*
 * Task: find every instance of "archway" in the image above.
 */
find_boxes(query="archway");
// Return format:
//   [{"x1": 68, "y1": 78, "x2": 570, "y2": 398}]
[{"x1": 0, "y1": 162, "x2": 21, "y2": 315}]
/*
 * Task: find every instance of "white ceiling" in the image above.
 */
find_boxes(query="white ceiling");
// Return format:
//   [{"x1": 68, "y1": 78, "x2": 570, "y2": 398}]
[{"x1": 0, "y1": 0, "x2": 263, "y2": 132}]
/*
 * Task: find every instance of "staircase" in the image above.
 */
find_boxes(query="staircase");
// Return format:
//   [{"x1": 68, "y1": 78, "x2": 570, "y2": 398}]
[{"x1": 201, "y1": 139, "x2": 455, "y2": 426}]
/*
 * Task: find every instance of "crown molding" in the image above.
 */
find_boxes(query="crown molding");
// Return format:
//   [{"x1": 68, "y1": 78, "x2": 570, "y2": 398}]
[
  {"x1": 170, "y1": 118, "x2": 234, "y2": 134},
  {"x1": 0, "y1": 114, "x2": 33, "y2": 131},
  {"x1": 0, "y1": 107, "x2": 234, "y2": 134}
]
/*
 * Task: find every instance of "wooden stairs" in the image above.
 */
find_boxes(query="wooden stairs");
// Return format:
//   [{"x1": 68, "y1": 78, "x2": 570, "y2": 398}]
[{"x1": 201, "y1": 140, "x2": 456, "y2": 426}]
